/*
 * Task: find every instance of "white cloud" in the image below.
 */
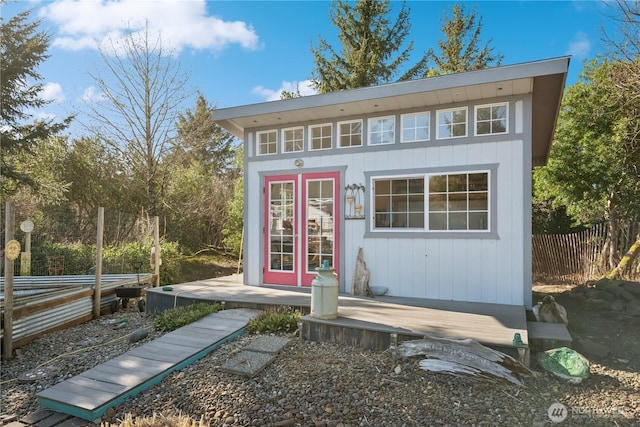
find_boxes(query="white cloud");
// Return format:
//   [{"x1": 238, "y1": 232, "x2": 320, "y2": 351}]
[
  {"x1": 41, "y1": 82, "x2": 65, "y2": 103},
  {"x1": 80, "y1": 86, "x2": 105, "y2": 103},
  {"x1": 252, "y1": 80, "x2": 317, "y2": 102},
  {"x1": 39, "y1": 0, "x2": 260, "y2": 54},
  {"x1": 566, "y1": 32, "x2": 591, "y2": 58}
]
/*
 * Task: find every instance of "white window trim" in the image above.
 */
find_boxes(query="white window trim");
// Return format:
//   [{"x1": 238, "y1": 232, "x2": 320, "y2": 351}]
[
  {"x1": 368, "y1": 115, "x2": 396, "y2": 146},
  {"x1": 474, "y1": 102, "x2": 509, "y2": 136},
  {"x1": 256, "y1": 129, "x2": 278, "y2": 156},
  {"x1": 337, "y1": 119, "x2": 363, "y2": 148},
  {"x1": 308, "y1": 123, "x2": 333, "y2": 151},
  {"x1": 371, "y1": 174, "x2": 425, "y2": 231},
  {"x1": 436, "y1": 107, "x2": 468, "y2": 140},
  {"x1": 281, "y1": 126, "x2": 304, "y2": 153},
  {"x1": 400, "y1": 111, "x2": 430, "y2": 143},
  {"x1": 370, "y1": 170, "x2": 491, "y2": 233}
]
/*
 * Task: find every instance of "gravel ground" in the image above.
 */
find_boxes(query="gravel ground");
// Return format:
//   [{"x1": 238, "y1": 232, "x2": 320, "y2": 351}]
[{"x1": 1, "y1": 297, "x2": 639, "y2": 427}]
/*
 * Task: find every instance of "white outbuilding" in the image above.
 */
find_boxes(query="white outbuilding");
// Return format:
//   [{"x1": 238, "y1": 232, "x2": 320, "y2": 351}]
[{"x1": 213, "y1": 57, "x2": 569, "y2": 309}]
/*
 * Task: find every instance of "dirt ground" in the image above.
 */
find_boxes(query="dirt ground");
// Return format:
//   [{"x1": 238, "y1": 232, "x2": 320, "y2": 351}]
[{"x1": 532, "y1": 281, "x2": 640, "y2": 367}]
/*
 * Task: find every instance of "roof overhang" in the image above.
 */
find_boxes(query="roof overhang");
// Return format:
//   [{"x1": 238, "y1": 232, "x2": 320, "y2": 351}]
[{"x1": 213, "y1": 56, "x2": 569, "y2": 167}]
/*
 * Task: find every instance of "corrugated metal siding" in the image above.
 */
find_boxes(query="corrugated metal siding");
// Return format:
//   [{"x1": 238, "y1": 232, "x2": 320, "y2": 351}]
[{"x1": 1, "y1": 274, "x2": 152, "y2": 343}]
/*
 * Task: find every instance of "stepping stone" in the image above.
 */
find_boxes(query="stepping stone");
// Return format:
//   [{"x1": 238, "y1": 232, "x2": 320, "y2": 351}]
[
  {"x1": 221, "y1": 350, "x2": 276, "y2": 377},
  {"x1": 244, "y1": 336, "x2": 291, "y2": 354},
  {"x1": 221, "y1": 336, "x2": 291, "y2": 377}
]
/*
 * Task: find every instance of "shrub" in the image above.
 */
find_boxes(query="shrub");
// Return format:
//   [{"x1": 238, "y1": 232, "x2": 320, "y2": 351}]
[
  {"x1": 102, "y1": 241, "x2": 181, "y2": 284},
  {"x1": 26, "y1": 240, "x2": 182, "y2": 284},
  {"x1": 30, "y1": 242, "x2": 95, "y2": 275},
  {"x1": 153, "y1": 302, "x2": 220, "y2": 332},
  {"x1": 246, "y1": 307, "x2": 301, "y2": 334}
]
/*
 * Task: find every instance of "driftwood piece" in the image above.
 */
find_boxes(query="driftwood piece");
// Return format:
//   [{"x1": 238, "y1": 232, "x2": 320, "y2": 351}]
[
  {"x1": 352, "y1": 247, "x2": 370, "y2": 296},
  {"x1": 398, "y1": 336, "x2": 533, "y2": 387},
  {"x1": 536, "y1": 295, "x2": 568, "y2": 325}
]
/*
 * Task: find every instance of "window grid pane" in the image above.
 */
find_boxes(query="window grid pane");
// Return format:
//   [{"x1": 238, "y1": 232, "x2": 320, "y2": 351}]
[
  {"x1": 310, "y1": 124, "x2": 332, "y2": 150},
  {"x1": 401, "y1": 113, "x2": 430, "y2": 143},
  {"x1": 427, "y1": 172, "x2": 489, "y2": 231},
  {"x1": 437, "y1": 108, "x2": 467, "y2": 139},
  {"x1": 374, "y1": 177, "x2": 424, "y2": 229},
  {"x1": 269, "y1": 182, "x2": 294, "y2": 271},
  {"x1": 258, "y1": 130, "x2": 277, "y2": 155},
  {"x1": 369, "y1": 117, "x2": 395, "y2": 145},
  {"x1": 283, "y1": 127, "x2": 304, "y2": 153},
  {"x1": 339, "y1": 120, "x2": 362, "y2": 147},
  {"x1": 476, "y1": 104, "x2": 508, "y2": 135}
]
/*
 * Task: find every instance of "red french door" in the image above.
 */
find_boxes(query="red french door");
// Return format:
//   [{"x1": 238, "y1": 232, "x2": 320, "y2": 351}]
[{"x1": 264, "y1": 172, "x2": 340, "y2": 287}]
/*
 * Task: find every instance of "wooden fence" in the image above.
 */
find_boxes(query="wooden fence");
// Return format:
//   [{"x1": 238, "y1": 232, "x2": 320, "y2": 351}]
[{"x1": 532, "y1": 222, "x2": 640, "y2": 284}]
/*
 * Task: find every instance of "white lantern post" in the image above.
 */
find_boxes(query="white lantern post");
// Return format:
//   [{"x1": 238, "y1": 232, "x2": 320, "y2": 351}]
[{"x1": 20, "y1": 219, "x2": 34, "y2": 276}]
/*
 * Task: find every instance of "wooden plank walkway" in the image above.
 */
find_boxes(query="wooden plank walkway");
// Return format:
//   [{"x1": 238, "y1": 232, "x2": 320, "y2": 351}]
[
  {"x1": 145, "y1": 276, "x2": 531, "y2": 350},
  {"x1": 35, "y1": 308, "x2": 259, "y2": 422}
]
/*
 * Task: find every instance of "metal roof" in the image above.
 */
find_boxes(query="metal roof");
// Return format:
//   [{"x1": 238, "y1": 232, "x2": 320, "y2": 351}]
[{"x1": 213, "y1": 56, "x2": 569, "y2": 167}]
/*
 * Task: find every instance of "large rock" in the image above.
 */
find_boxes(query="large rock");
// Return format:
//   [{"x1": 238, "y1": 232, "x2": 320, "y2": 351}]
[
  {"x1": 622, "y1": 282, "x2": 640, "y2": 298},
  {"x1": 625, "y1": 303, "x2": 640, "y2": 317},
  {"x1": 576, "y1": 337, "x2": 610, "y2": 359},
  {"x1": 129, "y1": 328, "x2": 148, "y2": 343},
  {"x1": 621, "y1": 281, "x2": 640, "y2": 298},
  {"x1": 610, "y1": 299, "x2": 625, "y2": 313},
  {"x1": 619, "y1": 289, "x2": 638, "y2": 303},
  {"x1": 585, "y1": 288, "x2": 617, "y2": 303},
  {"x1": 584, "y1": 297, "x2": 610, "y2": 312}
]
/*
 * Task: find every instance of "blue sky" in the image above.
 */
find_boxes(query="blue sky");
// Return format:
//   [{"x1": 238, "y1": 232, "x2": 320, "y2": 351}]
[{"x1": 4, "y1": 0, "x2": 618, "y2": 137}]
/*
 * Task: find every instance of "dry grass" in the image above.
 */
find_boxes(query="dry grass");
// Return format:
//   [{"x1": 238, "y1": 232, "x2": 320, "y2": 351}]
[
  {"x1": 103, "y1": 412, "x2": 208, "y2": 427},
  {"x1": 178, "y1": 252, "x2": 239, "y2": 283}
]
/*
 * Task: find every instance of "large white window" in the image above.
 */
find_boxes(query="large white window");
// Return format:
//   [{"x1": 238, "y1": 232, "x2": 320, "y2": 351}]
[
  {"x1": 436, "y1": 107, "x2": 467, "y2": 139},
  {"x1": 372, "y1": 171, "x2": 490, "y2": 232},
  {"x1": 428, "y1": 172, "x2": 489, "y2": 231},
  {"x1": 257, "y1": 130, "x2": 277, "y2": 155},
  {"x1": 282, "y1": 126, "x2": 304, "y2": 153},
  {"x1": 338, "y1": 119, "x2": 363, "y2": 148},
  {"x1": 309, "y1": 124, "x2": 332, "y2": 150},
  {"x1": 401, "y1": 112, "x2": 430, "y2": 143},
  {"x1": 475, "y1": 103, "x2": 508, "y2": 135},
  {"x1": 374, "y1": 177, "x2": 425, "y2": 229},
  {"x1": 368, "y1": 116, "x2": 395, "y2": 145}
]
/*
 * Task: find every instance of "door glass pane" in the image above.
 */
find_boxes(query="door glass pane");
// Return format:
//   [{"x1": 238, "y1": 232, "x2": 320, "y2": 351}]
[
  {"x1": 269, "y1": 181, "x2": 294, "y2": 271},
  {"x1": 307, "y1": 179, "x2": 334, "y2": 272}
]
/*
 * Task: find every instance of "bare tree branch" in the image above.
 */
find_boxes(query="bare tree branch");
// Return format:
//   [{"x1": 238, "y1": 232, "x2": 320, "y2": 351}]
[{"x1": 82, "y1": 23, "x2": 191, "y2": 216}]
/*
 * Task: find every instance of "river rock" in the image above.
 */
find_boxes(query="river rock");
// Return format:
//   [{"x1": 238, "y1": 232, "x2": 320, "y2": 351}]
[{"x1": 129, "y1": 328, "x2": 148, "y2": 343}]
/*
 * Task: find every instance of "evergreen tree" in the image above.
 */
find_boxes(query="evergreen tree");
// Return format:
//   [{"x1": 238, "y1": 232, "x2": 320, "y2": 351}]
[
  {"x1": 174, "y1": 93, "x2": 235, "y2": 174},
  {"x1": 1, "y1": 5, "x2": 72, "y2": 198},
  {"x1": 426, "y1": 4, "x2": 502, "y2": 76},
  {"x1": 164, "y1": 95, "x2": 238, "y2": 251},
  {"x1": 310, "y1": 0, "x2": 427, "y2": 93},
  {"x1": 222, "y1": 146, "x2": 244, "y2": 255}
]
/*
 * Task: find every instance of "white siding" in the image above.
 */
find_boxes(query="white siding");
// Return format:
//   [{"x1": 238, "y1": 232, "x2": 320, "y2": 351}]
[{"x1": 245, "y1": 137, "x2": 528, "y2": 306}]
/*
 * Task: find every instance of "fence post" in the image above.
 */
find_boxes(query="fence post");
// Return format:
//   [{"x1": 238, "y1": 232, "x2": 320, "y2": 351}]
[
  {"x1": 94, "y1": 207, "x2": 104, "y2": 319},
  {"x1": 153, "y1": 216, "x2": 160, "y2": 287},
  {"x1": 3, "y1": 201, "x2": 15, "y2": 360}
]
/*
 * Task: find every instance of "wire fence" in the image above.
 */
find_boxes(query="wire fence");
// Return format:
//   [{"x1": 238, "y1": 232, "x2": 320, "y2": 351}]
[{"x1": 1, "y1": 204, "x2": 156, "y2": 278}]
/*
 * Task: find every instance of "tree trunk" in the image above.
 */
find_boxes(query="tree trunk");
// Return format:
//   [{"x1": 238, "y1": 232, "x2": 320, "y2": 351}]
[
  {"x1": 606, "y1": 230, "x2": 640, "y2": 279},
  {"x1": 607, "y1": 201, "x2": 618, "y2": 270}
]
